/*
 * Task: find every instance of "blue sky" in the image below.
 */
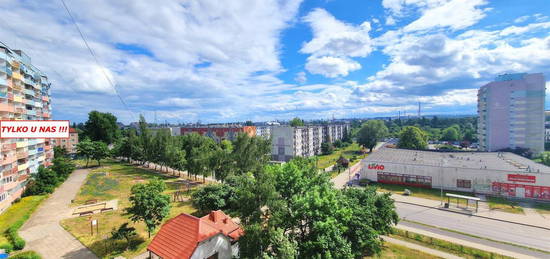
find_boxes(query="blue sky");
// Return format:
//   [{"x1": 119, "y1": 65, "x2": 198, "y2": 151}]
[{"x1": 0, "y1": 0, "x2": 549, "y2": 124}]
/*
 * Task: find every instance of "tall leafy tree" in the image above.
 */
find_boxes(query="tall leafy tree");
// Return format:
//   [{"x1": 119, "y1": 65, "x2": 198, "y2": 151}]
[
  {"x1": 397, "y1": 126, "x2": 428, "y2": 150},
  {"x1": 83, "y1": 111, "x2": 120, "y2": 144},
  {"x1": 441, "y1": 126, "x2": 461, "y2": 141},
  {"x1": 138, "y1": 115, "x2": 153, "y2": 166},
  {"x1": 91, "y1": 141, "x2": 110, "y2": 166},
  {"x1": 181, "y1": 133, "x2": 217, "y2": 180},
  {"x1": 76, "y1": 138, "x2": 95, "y2": 167},
  {"x1": 289, "y1": 117, "x2": 304, "y2": 127},
  {"x1": 357, "y1": 120, "x2": 389, "y2": 152},
  {"x1": 126, "y1": 180, "x2": 171, "y2": 238},
  {"x1": 231, "y1": 134, "x2": 271, "y2": 176}
]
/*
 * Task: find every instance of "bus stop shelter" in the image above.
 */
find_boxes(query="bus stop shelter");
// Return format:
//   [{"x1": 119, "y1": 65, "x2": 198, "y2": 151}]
[{"x1": 445, "y1": 193, "x2": 481, "y2": 213}]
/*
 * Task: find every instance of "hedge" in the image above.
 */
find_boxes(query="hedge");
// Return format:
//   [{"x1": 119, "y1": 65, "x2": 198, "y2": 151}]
[{"x1": 7, "y1": 251, "x2": 42, "y2": 259}]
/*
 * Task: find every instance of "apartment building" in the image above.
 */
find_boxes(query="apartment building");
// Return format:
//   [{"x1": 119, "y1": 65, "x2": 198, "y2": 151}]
[
  {"x1": 478, "y1": 73, "x2": 545, "y2": 154},
  {"x1": 179, "y1": 125, "x2": 256, "y2": 142},
  {"x1": 256, "y1": 126, "x2": 271, "y2": 139},
  {"x1": 0, "y1": 42, "x2": 53, "y2": 213},
  {"x1": 52, "y1": 128, "x2": 79, "y2": 154},
  {"x1": 271, "y1": 124, "x2": 350, "y2": 161}
]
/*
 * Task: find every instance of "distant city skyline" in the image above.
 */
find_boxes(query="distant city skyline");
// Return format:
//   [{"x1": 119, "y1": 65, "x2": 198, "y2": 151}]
[{"x1": 0, "y1": 0, "x2": 548, "y2": 124}]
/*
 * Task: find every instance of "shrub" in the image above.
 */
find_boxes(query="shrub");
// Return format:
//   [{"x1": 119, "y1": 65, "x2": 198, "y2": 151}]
[
  {"x1": 7, "y1": 225, "x2": 26, "y2": 250},
  {"x1": 0, "y1": 242, "x2": 14, "y2": 253},
  {"x1": 9, "y1": 251, "x2": 42, "y2": 259}
]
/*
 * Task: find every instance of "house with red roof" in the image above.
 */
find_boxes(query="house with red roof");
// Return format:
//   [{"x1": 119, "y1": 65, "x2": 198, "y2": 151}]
[{"x1": 147, "y1": 210, "x2": 244, "y2": 259}]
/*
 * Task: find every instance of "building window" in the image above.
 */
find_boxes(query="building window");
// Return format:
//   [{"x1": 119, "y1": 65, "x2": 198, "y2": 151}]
[{"x1": 457, "y1": 179, "x2": 471, "y2": 189}]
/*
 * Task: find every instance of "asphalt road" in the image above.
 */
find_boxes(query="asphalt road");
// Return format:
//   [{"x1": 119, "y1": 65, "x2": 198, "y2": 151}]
[{"x1": 396, "y1": 202, "x2": 550, "y2": 255}]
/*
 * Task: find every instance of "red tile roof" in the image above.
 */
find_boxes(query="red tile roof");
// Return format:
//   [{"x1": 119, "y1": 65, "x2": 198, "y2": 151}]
[
  {"x1": 147, "y1": 210, "x2": 243, "y2": 259},
  {"x1": 69, "y1": 128, "x2": 78, "y2": 133}
]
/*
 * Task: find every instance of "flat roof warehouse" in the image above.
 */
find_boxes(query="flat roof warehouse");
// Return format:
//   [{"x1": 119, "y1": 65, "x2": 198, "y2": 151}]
[{"x1": 364, "y1": 148, "x2": 550, "y2": 174}]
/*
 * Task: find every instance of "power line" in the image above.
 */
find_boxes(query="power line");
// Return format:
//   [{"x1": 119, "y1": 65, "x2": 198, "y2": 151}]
[{"x1": 59, "y1": 0, "x2": 136, "y2": 121}]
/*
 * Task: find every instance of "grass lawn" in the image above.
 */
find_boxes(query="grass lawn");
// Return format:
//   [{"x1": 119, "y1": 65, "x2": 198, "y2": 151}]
[
  {"x1": 0, "y1": 195, "x2": 47, "y2": 244},
  {"x1": 364, "y1": 242, "x2": 441, "y2": 259},
  {"x1": 391, "y1": 229, "x2": 513, "y2": 259},
  {"x1": 61, "y1": 162, "x2": 201, "y2": 259},
  {"x1": 370, "y1": 182, "x2": 473, "y2": 202},
  {"x1": 534, "y1": 203, "x2": 550, "y2": 215},
  {"x1": 486, "y1": 197, "x2": 524, "y2": 214},
  {"x1": 316, "y1": 142, "x2": 367, "y2": 169}
]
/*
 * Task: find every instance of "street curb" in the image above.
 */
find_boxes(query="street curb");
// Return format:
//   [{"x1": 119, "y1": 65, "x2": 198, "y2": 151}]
[{"x1": 395, "y1": 200, "x2": 550, "y2": 231}]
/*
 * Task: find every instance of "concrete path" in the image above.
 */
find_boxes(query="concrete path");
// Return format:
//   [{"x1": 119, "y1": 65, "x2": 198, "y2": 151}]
[
  {"x1": 19, "y1": 169, "x2": 98, "y2": 259},
  {"x1": 382, "y1": 235, "x2": 463, "y2": 259}
]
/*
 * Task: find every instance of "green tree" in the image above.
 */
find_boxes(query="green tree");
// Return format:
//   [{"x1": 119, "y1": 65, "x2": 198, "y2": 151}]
[
  {"x1": 191, "y1": 184, "x2": 235, "y2": 214},
  {"x1": 357, "y1": 120, "x2": 389, "y2": 152},
  {"x1": 231, "y1": 134, "x2": 271, "y2": 176},
  {"x1": 53, "y1": 146, "x2": 67, "y2": 158},
  {"x1": 83, "y1": 111, "x2": 120, "y2": 144},
  {"x1": 541, "y1": 153, "x2": 550, "y2": 166},
  {"x1": 126, "y1": 180, "x2": 171, "y2": 238},
  {"x1": 76, "y1": 138, "x2": 94, "y2": 167},
  {"x1": 441, "y1": 126, "x2": 460, "y2": 141},
  {"x1": 23, "y1": 166, "x2": 59, "y2": 195},
  {"x1": 397, "y1": 126, "x2": 428, "y2": 150},
  {"x1": 289, "y1": 117, "x2": 304, "y2": 127},
  {"x1": 110, "y1": 223, "x2": 137, "y2": 249},
  {"x1": 321, "y1": 142, "x2": 334, "y2": 155},
  {"x1": 138, "y1": 115, "x2": 153, "y2": 166},
  {"x1": 91, "y1": 141, "x2": 110, "y2": 166},
  {"x1": 50, "y1": 156, "x2": 76, "y2": 181}
]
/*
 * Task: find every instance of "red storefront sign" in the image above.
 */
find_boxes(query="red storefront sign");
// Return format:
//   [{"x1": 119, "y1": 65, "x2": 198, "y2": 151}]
[
  {"x1": 368, "y1": 163, "x2": 385, "y2": 170},
  {"x1": 492, "y1": 182, "x2": 550, "y2": 200},
  {"x1": 507, "y1": 174, "x2": 536, "y2": 183}
]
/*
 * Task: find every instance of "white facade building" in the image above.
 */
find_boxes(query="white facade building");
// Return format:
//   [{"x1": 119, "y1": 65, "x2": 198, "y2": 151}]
[{"x1": 478, "y1": 73, "x2": 545, "y2": 154}]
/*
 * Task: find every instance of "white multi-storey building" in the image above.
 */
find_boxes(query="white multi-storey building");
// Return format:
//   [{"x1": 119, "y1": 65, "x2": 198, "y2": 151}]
[
  {"x1": 478, "y1": 73, "x2": 545, "y2": 154},
  {"x1": 271, "y1": 124, "x2": 350, "y2": 161}
]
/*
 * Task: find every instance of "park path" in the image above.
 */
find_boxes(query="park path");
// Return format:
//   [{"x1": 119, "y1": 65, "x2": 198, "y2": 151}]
[{"x1": 19, "y1": 169, "x2": 98, "y2": 259}]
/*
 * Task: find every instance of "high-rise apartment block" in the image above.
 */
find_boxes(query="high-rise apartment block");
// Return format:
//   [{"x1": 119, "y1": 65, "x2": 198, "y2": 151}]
[
  {"x1": 271, "y1": 124, "x2": 350, "y2": 161},
  {"x1": 478, "y1": 73, "x2": 545, "y2": 154},
  {"x1": 179, "y1": 125, "x2": 256, "y2": 142},
  {"x1": 0, "y1": 42, "x2": 53, "y2": 213}
]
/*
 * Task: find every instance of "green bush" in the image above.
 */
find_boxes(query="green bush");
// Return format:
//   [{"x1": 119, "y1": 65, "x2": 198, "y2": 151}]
[
  {"x1": 7, "y1": 226, "x2": 25, "y2": 250},
  {"x1": 0, "y1": 242, "x2": 13, "y2": 253},
  {"x1": 8, "y1": 251, "x2": 42, "y2": 259}
]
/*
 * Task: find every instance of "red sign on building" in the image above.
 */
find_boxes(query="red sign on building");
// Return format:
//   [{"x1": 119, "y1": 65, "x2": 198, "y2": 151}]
[
  {"x1": 368, "y1": 163, "x2": 385, "y2": 170},
  {"x1": 507, "y1": 174, "x2": 536, "y2": 183}
]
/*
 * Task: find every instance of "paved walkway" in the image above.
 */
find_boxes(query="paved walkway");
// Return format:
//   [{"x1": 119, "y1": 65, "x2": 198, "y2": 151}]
[
  {"x1": 381, "y1": 235, "x2": 463, "y2": 259},
  {"x1": 19, "y1": 169, "x2": 98, "y2": 259}
]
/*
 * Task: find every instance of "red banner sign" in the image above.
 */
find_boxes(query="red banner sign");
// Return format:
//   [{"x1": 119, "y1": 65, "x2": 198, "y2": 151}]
[{"x1": 507, "y1": 174, "x2": 536, "y2": 183}]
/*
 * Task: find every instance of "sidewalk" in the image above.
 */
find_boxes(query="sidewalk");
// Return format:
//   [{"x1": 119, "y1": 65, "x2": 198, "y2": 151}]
[
  {"x1": 381, "y1": 235, "x2": 462, "y2": 259},
  {"x1": 391, "y1": 193, "x2": 550, "y2": 230},
  {"x1": 395, "y1": 223, "x2": 540, "y2": 259},
  {"x1": 19, "y1": 169, "x2": 98, "y2": 259}
]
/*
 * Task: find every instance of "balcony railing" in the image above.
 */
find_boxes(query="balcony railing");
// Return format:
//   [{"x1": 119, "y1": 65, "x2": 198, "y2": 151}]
[
  {"x1": 0, "y1": 155, "x2": 16, "y2": 166},
  {"x1": 0, "y1": 103, "x2": 14, "y2": 112},
  {"x1": 16, "y1": 152, "x2": 28, "y2": 159}
]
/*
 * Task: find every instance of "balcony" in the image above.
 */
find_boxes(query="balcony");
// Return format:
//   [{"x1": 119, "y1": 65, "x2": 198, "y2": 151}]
[
  {"x1": 16, "y1": 151, "x2": 28, "y2": 159},
  {"x1": 2, "y1": 143, "x2": 16, "y2": 150},
  {"x1": 0, "y1": 77, "x2": 6, "y2": 86},
  {"x1": 11, "y1": 72, "x2": 22, "y2": 81},
  {"x1": 18, "y1": 174, "x2": 29, "y2": 182},
  {"x1": 42, "y1": 112, "x2": 50, "y2": 118},
  {"x1": 25, "y1": 99, "x2": 34, "y2": 105},
  {"x1": 0, "y1": 155, "x2": 16, "y2": 166},
  {"x1": 24, "y1": 88, "x2": 34, "y2": 95},
  {"x1": 0, "y1": 103, "x2": 14, "y2": 112},
  {"x1": 13, "y1": 95, "x2": 22, "y2": 103},
  {"x1": 17, "y1": 163, "x2": 28, "y2": 171},
  {"x1": 0, "y1": 91, "x2": 6, "y2": 98},
  {"x1": 42, "y1": 96, "x2": 49, "y2": 102},
  {"x1": 7, "y1": 92, "x2": 13, "y2": 100},
  {"x1": 34, "y1": 101, "x2": 42, "y2": 108},
  {"x1": 16, "y1": 141, "x2": 27, "y2": 148}
]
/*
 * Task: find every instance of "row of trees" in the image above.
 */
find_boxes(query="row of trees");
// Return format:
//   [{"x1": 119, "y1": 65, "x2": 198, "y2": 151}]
[
  {"x1": 24, "y1": 147, "x2": 76, "y2": 196},
  {"x1": 191, "y1": 158, "x2": 398, "y2": 258},
  {"x1": 356, "y1": 120, "x2": 429, "y2": 151},
  {"x1": 113, "y1": 115, "x2": 271, "y2": 183}
]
